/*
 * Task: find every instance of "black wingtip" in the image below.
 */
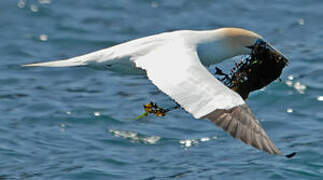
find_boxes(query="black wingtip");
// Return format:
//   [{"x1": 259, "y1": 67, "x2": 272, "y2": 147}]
[{"x1": 285, "y1": 152, "x2": 297, "y2": 158}]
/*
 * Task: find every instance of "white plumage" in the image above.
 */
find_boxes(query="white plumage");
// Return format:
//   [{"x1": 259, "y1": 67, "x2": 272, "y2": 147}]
[{"x1": 24, "y1": 28, "x2": 286, "y2": 155}]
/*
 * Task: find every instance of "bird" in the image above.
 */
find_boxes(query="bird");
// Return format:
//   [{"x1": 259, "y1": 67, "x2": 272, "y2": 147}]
[{"x1": 23, "y1": 27, "x2": 291, "y2": 156}]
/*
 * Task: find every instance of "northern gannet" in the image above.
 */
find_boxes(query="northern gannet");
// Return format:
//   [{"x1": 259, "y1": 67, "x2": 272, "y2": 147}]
[{"x1": 23, "y1": 28, "x2": 291, "y2": 156}]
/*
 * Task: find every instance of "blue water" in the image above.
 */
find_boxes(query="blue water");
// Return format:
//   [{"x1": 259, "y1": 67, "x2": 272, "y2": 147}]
[{"x1": 1, "y1": 0, "x2": 323, "y2": 179}]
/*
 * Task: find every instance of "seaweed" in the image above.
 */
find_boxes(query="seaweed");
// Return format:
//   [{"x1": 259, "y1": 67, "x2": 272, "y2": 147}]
[
  {"x1": 135, "y1": 102, "x2": 180, "y2": 119},
  {"x1": 215, "y1": 41, "x2": 288, "y2": 99}
]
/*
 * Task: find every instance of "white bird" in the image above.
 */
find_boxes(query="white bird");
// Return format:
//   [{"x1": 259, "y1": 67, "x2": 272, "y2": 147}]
[{"x1": 23, "y1": 28, "x2": 290, "y2": 156}]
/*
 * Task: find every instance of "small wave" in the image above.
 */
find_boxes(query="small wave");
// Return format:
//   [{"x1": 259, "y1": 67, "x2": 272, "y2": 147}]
[
  {"x1": 109, "y1": 129, "x2": 161, "y2": 144},
  {"x1": 0, "y1": 93, "x2": 28, "y2": 99},
  {"x1": 285, "y1": 75, "x2": 306, "y2": 94},
  {"x1": 109, "y1": 129, "x2": 218, "y2": 148},
  {"x1": 179, "y1": 136, "x2": 217, "y2": 149}
]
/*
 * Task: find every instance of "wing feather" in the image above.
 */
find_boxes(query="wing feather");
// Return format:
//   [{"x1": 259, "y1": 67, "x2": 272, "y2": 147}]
[
  {"x1": 23, "y1": 31, "x2": 282, "y2": 155},
  {"x1": 133, "y1": 40, "x2": 281, "y2": 155},
  {"x1": 203, "y1": 104, "x2": 281, "y2": 154},
  {"x1": 134, "y1": 41, "x2": 244, "y2": 118}
]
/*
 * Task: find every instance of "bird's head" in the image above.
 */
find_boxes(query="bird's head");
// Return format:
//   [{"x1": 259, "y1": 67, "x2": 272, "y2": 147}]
[
  {"x1": 219, "y1": 28, "x2": 288, "y2": 64},
  {"x1": 214, "y1": 28, "x2": 289, "y2": 99}
]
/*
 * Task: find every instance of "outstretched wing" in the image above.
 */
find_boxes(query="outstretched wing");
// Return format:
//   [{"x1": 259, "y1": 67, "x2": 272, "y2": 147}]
[
  {"x1": 23, "y1": 32, "x2": 281, "y2": 155},
  {"x1": 133, "y1": 40, "x2": 282, "y2": 155}
]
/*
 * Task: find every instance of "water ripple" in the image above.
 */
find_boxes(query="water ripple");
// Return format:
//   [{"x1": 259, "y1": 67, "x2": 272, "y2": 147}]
[
  {"x1": 2, "y1": 0, "x2": 323, "y2": 179},
  {"x1": 109, "y1": 129, "x2": 161, "y2": 145}
]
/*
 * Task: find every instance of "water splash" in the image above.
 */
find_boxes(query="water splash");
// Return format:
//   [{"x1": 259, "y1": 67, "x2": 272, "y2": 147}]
[
  {"x1": 317, "y1": 96, "x2": 323, "y2": 101},
  {"x1": 30, "y1": 4, "x2": 39, "y2": 12},
  {"x1": 179, "y1": 136, "x2": 217, "y2": 149},
  {"x1": 109, "y1": 129, "x2": 217, "y2": 148},
  {"x1": 17, "y1": 0, "x2": 26, "y2": 8},
  {"x1": 297, "y1": 18, "x2": 305, "y2": 26},
  {"x1": 93, "y1": 112, "x2": 101, "y2": 117},
  {"x1": 286, "y1": 108, "x2": 294, "y2": 113},
  {"x1": 285, "y1": 75, "x2": 306, "y2": 94},
  {"x1": 39, "y1": 34, "x2": 48, "y2": 41},
  {"x1": 109, "y1": 129, "x2": 161, "y2": 144},
  {"x1": 39, "y1": 0, "x2": 51, "y2": 4}
]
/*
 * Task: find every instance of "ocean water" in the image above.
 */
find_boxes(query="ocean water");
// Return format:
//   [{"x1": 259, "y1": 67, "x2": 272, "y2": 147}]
[{"x1": 1, "y1": 0, "x2": 323, "y2": 179}]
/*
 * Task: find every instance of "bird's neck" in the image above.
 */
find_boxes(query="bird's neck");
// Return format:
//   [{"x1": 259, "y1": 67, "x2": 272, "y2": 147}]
[{"x1": 194, "y1": 29, "x2": 250, "y2": 67}]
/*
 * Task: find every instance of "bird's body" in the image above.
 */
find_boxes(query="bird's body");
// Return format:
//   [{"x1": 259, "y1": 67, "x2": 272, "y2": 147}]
[{"x1": 24, "y1": 28, "x2": 289, "y2": 156}]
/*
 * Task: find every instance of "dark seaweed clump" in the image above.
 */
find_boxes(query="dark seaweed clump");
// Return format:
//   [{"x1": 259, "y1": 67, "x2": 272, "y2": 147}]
[{"x1": 215, "y1": 42, "x2": 288, "y2": 99}]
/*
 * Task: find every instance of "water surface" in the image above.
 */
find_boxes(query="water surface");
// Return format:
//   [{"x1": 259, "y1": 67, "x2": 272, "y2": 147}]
[{"x1": 1, "y1": 0, "x2": 323, "y2": 179}]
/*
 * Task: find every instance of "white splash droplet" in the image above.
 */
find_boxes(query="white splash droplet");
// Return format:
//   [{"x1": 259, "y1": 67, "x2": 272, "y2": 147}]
[
  {"x1": 183, "y1": 140, "x2": 192, "y2": 148},
  {"x1": 200, "y1": 137, "x2": 210, "y2": 142},
  {"x1": 297, "y1": 18, "x2": 305, "y2": 25},
  {"x1": 39, "y1": 34, "x2": 48, "y2": 41},
  {"x1": 94, "y1": 112, "x2": 100, "y2": 116},
  {"x1": 285, "y1": 80, "x2": 293, "y2": 87},
  {"x1": 109, "y1": 129, "x2": 161, "y2": 144},
  {"x1": 17, "y1": 0, "x2": 26, "y2": 8},
  {"x1": 179, "y1": 136, "x2": 217, "y2": 149},
  {"x1": 286, "y1": 108, "x2": 293, "y2": 113},
  {"x1": 39, "y1": 0, "x2": 51, "y2": 4},
  {"x1": 30, "y1": 5, "x2": 39, "y2": 12},
  {"x1": 317, "y1": 96, "x2": 323, "y2": 101},
  {"x1": 293, "y1": 82, "x2": 306, "y2": 94},
  {"x1": 142, "y1": 136, "x2": 161, "y2": 144}
]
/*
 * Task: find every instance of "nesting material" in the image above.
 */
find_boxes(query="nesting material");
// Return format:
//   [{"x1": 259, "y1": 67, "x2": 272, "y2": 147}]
[
  {"x1": 135, "y1": 102, "x2": 181, "y2": 119},
  {"x1": 215, "y1": 41, "x2": 288, "y2": 99},
  {"x1": 143, "y1": 102, "x2": 167, "y2": 117}
]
